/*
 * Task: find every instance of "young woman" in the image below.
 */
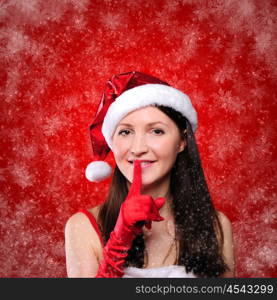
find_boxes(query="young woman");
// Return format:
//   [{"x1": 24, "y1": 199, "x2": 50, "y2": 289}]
[{"x1": 64, "y1": 71, "x2": 236, "y2": 278}]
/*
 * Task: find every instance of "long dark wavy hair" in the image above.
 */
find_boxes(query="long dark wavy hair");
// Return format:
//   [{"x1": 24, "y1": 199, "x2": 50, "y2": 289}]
[{"x1": 97, "y1": 104, "x2": 230, "y2": 277}]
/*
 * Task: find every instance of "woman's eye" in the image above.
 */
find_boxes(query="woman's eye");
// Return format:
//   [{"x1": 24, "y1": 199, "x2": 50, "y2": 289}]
[
  {"x1": 118, "y1": 129, "x2": 164, "y2": 136},
  {"x1": 153, "y1": 129, "x2": 164, "y2": 135},
  {"x1": 118, "y1": 130, "x2": 130, "y2": 136}
]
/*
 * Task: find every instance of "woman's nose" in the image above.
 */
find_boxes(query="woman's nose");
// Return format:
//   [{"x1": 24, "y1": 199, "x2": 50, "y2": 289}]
[{"x1": 130, "y1": 135, "x2": 148, "y2": 155}]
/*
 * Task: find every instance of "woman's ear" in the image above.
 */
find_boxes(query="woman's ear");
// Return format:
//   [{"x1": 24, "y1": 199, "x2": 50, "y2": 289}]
[
  {"x1": 177, "y1": 129, "x2": 187, "y2": 153},
  {"x1": 178, "y1": 140, "x2": 186, "y2": 153}
]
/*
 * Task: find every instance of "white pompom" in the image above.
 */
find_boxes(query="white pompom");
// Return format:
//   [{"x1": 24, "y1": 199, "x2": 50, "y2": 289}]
[{"x1": 85, "y1": 161, "x2": 113, "y2": 182}]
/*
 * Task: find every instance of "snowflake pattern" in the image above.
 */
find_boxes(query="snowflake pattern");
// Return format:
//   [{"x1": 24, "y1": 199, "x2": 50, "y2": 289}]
[{"x1": 0, "y1": 0, "x2": 276, "y2": 278}]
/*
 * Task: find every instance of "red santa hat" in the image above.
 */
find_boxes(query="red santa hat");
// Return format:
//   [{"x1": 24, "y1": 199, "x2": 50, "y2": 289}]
[{"x1": 85, "y1": 71, "x2": 198, "y2": 182}]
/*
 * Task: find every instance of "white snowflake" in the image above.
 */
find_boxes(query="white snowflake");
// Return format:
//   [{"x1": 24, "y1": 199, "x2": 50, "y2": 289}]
[
  {"x1": 207, "y1": 123, "x2": 243, "y2": 163},
  {"x1": 7, "y1": 127, "x2": 28, "y2": 145},
  {"x1": 100, "y1": 12, "x2": 124, "y2": 30},
  {"x1": 208, "y1": 37, "x2": 224, "y2": 53},
  {"x1": 249, "y1": 85, "x2": 266, "y2": 101},
  {"x1": 243, "y1": 256, "x2": 266, "y2": 276},
  {"x1": 19, "y1": 144, "x2": 38, "y2": 159},
  {"x1": 189, "y1": 90, "x2": 206, "y2": 108},
  {"x1": 71, "y1": 15, "x2": 87, "y2": 30},
  {"x1": 13, "y1": 0, "x2": 39, "y2": 17},
  {"x1": 214, "y1": 88, "x2": 245, "y2": 114},
  {"x1": 38, "y1": 0, "x2": 68, "y2": 24},
  {"x1": 162, "y1": 0, "x2": 180, "y2": 13},
  {"x1": 181, "y1": 28, "x2": 200, "y2": 58},
  {"x1": 42, "y1": 115, "x2": 64, "y2": 136},
  {"x1": 240, "y1": 129, "x2": 274, "y2": 170},
  {"x1": 244, "y1": 187, "x2": 268, "y2": 206},
  {"x1": 254, "y1": 31, "x2": 273, "y2": 55},
  {"x1": 213, "y1": 65, "x2": 236, "y2": 84},
  {"x1": 63, "y1": 95, "x2": 81, "y2": 110},
  {"x1": 51, "y1": 240, "x2": 66, "y2": 257},
  {"x1": 193, "y1": 5, "x2": 211, "y2": 22},
  {"x1": 8, "y1": 162, "x2": 34, "y2": 188},
  {"x1": 69, "y1": 0, "x2": 90, "y2": 13},
  {"x1": 236, "y1": 0, "x2": 255, "y2": 18},
  {"x1": 15, "y1": 199, "x2": 37, "y2": 217},
  {"x1": 259, "y1": 205, "x2": 277, "y2": 226},
  {"x1": 5, "y1": 28, "x2": 30, "y2": 55},
  {"x1": 255, "y1": 1, "x2": 277, "y2": 29}
]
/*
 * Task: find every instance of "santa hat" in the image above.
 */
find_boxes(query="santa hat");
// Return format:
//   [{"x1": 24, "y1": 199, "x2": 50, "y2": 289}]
[{"x1": 85, "y1": 71, "x2": 198, "y2": 182}]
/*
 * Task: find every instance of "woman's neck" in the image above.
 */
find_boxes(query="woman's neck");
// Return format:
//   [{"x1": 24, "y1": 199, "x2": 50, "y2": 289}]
[{"x1": 142, "y1": 192, "x2": 175, "y2": 238}]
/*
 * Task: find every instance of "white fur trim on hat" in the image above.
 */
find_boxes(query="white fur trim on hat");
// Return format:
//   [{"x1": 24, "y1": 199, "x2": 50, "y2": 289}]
[
  {"x1": 102, "y1": 84, "x2": 198, "y2": 150},
  {"x1": 85, "y1": 161, "x2": 113, "y2": 182}
]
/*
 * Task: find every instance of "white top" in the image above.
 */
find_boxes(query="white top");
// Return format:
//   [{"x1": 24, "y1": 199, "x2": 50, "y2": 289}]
[{"x1": 122, "y1": 265, "x2": 197, "y2": 278}]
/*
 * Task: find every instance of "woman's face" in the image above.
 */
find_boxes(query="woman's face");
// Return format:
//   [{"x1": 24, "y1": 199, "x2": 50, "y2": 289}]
[{"x1": 111, "y1": 106, "x2": 186, "y2": 187}]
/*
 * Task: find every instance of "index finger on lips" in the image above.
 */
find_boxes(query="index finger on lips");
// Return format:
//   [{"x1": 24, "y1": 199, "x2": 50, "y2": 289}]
[{"x1": 128, "y1": 159, "x2": 142, "y2": 197}]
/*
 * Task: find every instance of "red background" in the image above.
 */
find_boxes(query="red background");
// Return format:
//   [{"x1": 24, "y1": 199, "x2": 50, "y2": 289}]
[{"x1": 0, "y1": 0, "x2": 276, "y2": 277}]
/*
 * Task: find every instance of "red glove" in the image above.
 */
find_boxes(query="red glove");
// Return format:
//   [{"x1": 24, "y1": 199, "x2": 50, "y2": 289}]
[{"x1": 95, "y1": 160, "x2": 166, "y2": 278}]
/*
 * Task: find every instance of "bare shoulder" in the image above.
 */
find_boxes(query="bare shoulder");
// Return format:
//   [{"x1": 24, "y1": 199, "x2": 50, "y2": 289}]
[
  {"x1": 64, "y1": 209, "x2": 103, "y2": 277},
  {"x1": 64, "y1": 207, "x2": 103, "y2": 256},
  {"x1": 216, "y1": 210, "x2": 232, "y2": 228},
  {"x1": 213, "y1": 210, "x2": 233, "y2": 244},
  {"x1": 215, "y1": 210, "x2": 236, "y2": 277},
  {"x1": 65, "y1": 204, "x2": 101, "y2": 229}
]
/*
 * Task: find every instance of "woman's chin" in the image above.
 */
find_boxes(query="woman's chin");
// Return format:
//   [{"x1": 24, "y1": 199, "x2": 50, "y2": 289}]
[{"x1": 126, "y1": 175, "x2": 155, "y2": 188}]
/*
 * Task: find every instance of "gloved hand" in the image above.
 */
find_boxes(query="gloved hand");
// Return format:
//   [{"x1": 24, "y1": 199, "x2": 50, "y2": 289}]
[{"x1": 95, "y1": 160, "x2": 166, "y2": 278}]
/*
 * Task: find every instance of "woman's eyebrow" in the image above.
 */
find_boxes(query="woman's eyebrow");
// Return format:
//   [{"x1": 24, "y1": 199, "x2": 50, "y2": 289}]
[{"x1": 117, "y1": 121, "x2": 168, "y2": 127}]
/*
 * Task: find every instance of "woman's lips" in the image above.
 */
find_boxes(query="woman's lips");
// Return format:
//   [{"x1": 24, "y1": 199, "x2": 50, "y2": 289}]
[
  {"x1": 141, "y1": 161, "x2": 155, "y2": 168},
  {"x1": 128, "y1": 161, "x2": 156, "y2": 168}
]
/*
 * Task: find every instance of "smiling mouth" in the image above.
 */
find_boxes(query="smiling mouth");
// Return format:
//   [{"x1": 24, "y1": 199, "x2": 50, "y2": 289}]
[{"x1": 128, "y1": 161, "x2": 156, "y2": 168}]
